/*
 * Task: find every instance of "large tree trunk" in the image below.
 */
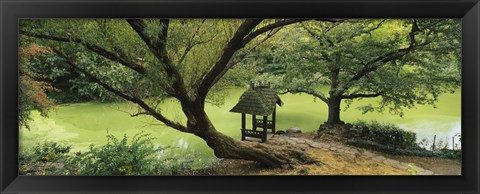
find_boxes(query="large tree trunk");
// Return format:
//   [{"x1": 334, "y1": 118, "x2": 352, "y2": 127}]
[
  {"x1": 326, "y1": 96, "x2": 343, "y2": 125},
  {"x1": 187, "y1": 102, "x2": 316, "y2": 168},
  {"x1": 196, "y1": 129, "x2": 314, "y2": 168},
  {"x1": 325, "y1": 53, "x2": 345, "y2": 125}
]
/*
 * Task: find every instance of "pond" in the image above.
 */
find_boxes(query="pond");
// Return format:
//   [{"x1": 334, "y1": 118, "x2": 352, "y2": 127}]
[{"x1": 20, "y1": 88, "x2": 461, "y2": 168}]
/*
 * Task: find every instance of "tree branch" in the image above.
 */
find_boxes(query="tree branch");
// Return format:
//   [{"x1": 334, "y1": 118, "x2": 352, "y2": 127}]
[
  {"x1": 177, "y1": 19, "x2": 210, "y2": 65},
  {"x1": 314, "y1": 18, "x2": 346, "y2": 23},
  {"x1": 197, "y1": 19, "x2": 263, "y2": 100},
  {"x1": 126, "y1": 19, "x2": 190, "y2": 101},
  {"x1": 235, "y1": 27, "x2": 281, "y2": 64},
  {"x1": 53, "y1": 49, "x2": 188, "y2": 133},
  {"x1": 130, "y1": 111, "x2": 151, "y2": 117},
  {"x1": 211, "y1": 27, "x2": 283, "y2": 86},
  {"x1": 19, "y1": 30, "x2": 146, "y2": 74},
  {"x1": 281, "y1": 89, "x2": 329, "y2": 103},
  {"x1": 97, "y1": 19, "x2": 133, "y2": 64},
  {"x1": 178, "y1": 36, "x2": 216, "y2": 66},
  {"x1": 126, "y1": 19, "x2": 170, "y2": 57},
  {"x1": 198, "y1": 19, "x2": 309, "y2": 100},
  {"x1": 348, "y1": 19, "x2": 420, "y2": 83},
  {"x1": 342, "y1": 92, "x2": 383, "y2": 99},
  {"x1": 241, "y1": 19, "x2": 309, "y2": 46},
  {"x1": 346, "y1": 19, "x2": 387, "y2": 40}
]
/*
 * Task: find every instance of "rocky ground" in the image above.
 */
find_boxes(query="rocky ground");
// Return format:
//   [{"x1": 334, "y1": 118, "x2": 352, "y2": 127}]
[{"x1": 194, "y1": 132, "x2": 461, "y2": 175}]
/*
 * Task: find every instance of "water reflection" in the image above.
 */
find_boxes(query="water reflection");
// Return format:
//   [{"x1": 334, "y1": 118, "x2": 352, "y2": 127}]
[
  {"x1": 399, "y1": 121, "x2": 461, "y2": 149},
  {"x1": 177, "y1": 138, "x2": 189, "y2": 149}
]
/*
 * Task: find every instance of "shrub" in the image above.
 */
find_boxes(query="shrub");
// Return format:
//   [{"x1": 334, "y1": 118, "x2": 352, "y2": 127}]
[
  {"x1": 20, "y1": 141, "x2": 71, "y2": 164},
  {"x1": 436, "y1": 148, "x2": 462, "y2": 159},
  {"x1": 70, "y1": 132, "x2": 192, "y2": 175},
  {"x1": 347, "y1": 139, "x2": 461, "y2": 159},
  {"x1": 352, "y1": 121, "x2": 417, "y2": 149},
  {"x1": 19, "y1": 141, "x2": 73, "y2": 175},
  {"x1": 156, "y1": 155, "x2": 196, "y2": 175},
  {"x1": 347, "y1": 139, "x2": 433, "y2": 157},
  {"x1": 20, "y1": 133, "x2": 196, "y2": 175}
]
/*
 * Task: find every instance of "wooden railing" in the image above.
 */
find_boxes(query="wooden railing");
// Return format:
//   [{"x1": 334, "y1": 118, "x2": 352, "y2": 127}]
[
  {"x1": 256, "y1": 119, "x2": 273, "y2": 125},
  {"x1": 241, "y1": 128, "x2": 267, "y2": 142},
  {"x1": 255, "y1": 119, "x2": 275, "y2": 133}
]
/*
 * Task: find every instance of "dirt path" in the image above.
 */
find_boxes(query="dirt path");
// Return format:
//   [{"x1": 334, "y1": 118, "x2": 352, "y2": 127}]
[
  {"x1": 386, "y1": 154, "x2": 461, "y2": 175},
  {"x1": 193, "y1": 133, "x2": 461, "y2": 175},
  {"x1": 268, "y1": 134, "x2": 435, "y2": 175}
]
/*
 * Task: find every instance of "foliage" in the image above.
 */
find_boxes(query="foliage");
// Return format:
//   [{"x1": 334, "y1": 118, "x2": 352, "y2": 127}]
[
  {"x1": 346, "y1": 139, "x2": 461, "y2": 159},
  {"x1": 24, "y1": 51, "x2": 111, "y2": 103},
  {"x1": 19, "y1": 133, "x2": 195, "y2": 175},
  {"x1": 20, "y1": 141, "x2": 71, "y2": 164},
  {"x1": 436, "y1": 148, "x2": 462, "y2": 159},
  {"x1": 254, "y1": 19, "x2": 461, "y2": 123},
  {"x1": 70, "y1": 132, "x2": 191, "y2": 175},
  {"x1": 351, "y1": 121, "x2": 417, "y2": 149},
  {"x1": 20, "y1": 19, "x2": 248, "y2": 105},
  {"x1": 19, "y1": 44, "x2": 58, "y2": 128},
  {"x1": 19, "y1": 141, "x2": 74, "y2": 175}
]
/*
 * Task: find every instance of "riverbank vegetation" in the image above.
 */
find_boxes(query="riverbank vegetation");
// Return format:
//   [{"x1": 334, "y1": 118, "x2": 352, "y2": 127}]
[
  {"x1": 20, "y1": 132, "x2": 196, "y2": 175},
  {"x1": 20, "y1": 129, "x2": 461, "y2": 175},
  {"x1": 345, "y1": 121, "x2": 461, "y2": 160},
  {"x1": 19, "y1": 18, "x2": 461, "y2": 175}
]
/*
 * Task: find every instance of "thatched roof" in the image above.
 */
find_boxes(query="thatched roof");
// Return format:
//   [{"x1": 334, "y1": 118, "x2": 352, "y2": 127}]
[{"x1": 230, "y1": 84, "x2": 283, "y2": 116}]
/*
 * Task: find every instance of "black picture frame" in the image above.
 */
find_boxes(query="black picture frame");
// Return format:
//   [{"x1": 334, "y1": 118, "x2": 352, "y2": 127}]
[{"x1": 1, "y1": 0, "x2": 479, "y2": 193}]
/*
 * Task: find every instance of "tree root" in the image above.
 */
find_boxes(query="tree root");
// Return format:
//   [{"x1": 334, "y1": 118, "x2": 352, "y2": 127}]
[
  {"x1": 197, "y1": 128, "x2": 319, "y2": 168},
  {"x1": 243, "y1": 141, "x2": 318, "y2": 168}
]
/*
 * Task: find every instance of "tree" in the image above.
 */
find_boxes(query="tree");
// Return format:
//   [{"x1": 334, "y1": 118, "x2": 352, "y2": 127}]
[
  {"x1": 20, "y1": 19, "x2": 319, "y2": 167},
  {"x1": 26, "y1": 51, "x2": 128, "y2": 103},
  {"x1": 256, "y1": 19, "x2": 461, "y2": 125},
  {"x1": 19, "y1": 44, "x2": 58, "y2": 128}
]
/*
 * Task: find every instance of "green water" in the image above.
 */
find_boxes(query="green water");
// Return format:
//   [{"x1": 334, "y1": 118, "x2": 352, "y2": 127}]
[{"x1": 20, "y1": 88, "x2": 461, "y2": 166}]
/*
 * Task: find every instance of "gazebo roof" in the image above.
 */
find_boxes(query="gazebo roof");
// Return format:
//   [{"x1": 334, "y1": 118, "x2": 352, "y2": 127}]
[{"x1": 230, "y1": 83, "x2": 283, "y2": 116}]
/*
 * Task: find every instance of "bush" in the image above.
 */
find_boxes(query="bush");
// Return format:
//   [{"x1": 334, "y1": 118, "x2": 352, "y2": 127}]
[
  {"x1": 436, "y1": 148, "x2": 462, "y2": 159},
  {"x1": 347, "y1": 139, "x2": 461, "y2": 159},
  {"x1": 20, "y1": 141, "x2": 71, "y2": 164},
  {"x1": 19, "y1": 141, "x2": 73, "y2": 175},
  {"x1": 351, "y1": 121, "x2": 417, "y2": 149},
  {"x1": 70, "y1": 132, "x2": 192, "y2": 175},
  {"x1": 347, "y1": 139, "x2": 434, "y2": 157},
  {"x1": 20, "y1": 132, "x2": 195, "y2": 175},
  {"x1": 344, "y1": 121, "x2": 461, "y2": 160}
]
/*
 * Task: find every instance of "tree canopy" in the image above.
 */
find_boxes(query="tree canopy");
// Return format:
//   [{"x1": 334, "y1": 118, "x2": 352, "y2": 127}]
[
  {"x1": 253, "y1": 19, "x2": 461, "y2": 124},
  {"x1": 19, "y1": 43, "x2": 57, "y2": 128}
]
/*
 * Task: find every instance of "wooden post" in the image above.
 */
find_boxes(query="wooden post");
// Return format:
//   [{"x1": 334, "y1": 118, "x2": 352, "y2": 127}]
[
  {"x1": 272, "y1": 106, "x2": 276, "y2": 133},
  {"x1": 262, "y1": 116, "x2": 268, "y2": 142},
  {"x1": 241, "y1": 113, "x2": 246, "y2": 141},
  {"x1": 432, "y1": 135, "x2": 436, "y2": 152},
  {"x1": 252, "y1": 115, "x2": 257, "y2": 131},
  {"x1": 241, "y1": 113, "x2": 246, "y2": 129},
  {"x1": 452, "y1": 136, "x2": 455, "y2": 150}
]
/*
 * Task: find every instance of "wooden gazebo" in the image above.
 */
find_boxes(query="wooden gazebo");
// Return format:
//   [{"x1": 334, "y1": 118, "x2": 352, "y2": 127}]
[{"x1": 230, "y1": 82, "x2": 283, "y2": 142}]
